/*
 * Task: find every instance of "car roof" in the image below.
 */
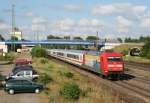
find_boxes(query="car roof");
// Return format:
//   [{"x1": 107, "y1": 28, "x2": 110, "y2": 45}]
[
  {"x1": 14, "y1": 65, "x2": 33, "y2": 69},
  {"x1": 7, "y1": 78, "x2": 32, "y2": 82},
  {"x1": 12, "y1": 65, "x2": 33, "y2": 71}
]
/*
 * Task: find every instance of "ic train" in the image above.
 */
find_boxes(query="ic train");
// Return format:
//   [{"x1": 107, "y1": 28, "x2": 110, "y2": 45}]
[{"x1": 47, "y1": 49, "x2": 124, "y2": 78}]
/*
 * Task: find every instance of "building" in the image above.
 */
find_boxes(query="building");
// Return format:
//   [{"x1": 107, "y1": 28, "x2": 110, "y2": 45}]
[
  {"x1": 11, "y1": 31, "x2": 22, "y2": 40},
  {"x1": 0, "y1": 42, "x2": 8, "y2": 54}
]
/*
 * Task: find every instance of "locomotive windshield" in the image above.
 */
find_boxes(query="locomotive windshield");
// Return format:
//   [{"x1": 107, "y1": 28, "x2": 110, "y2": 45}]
[{"x1": 107, "y1": 57, "x2": 122, "y2": 62}]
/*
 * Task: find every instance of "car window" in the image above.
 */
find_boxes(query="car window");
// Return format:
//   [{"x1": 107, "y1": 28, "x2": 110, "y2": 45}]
[
  {"x1": 9, "y1": 80, "x2": 22, "y2": 85},
  {"x1": 17, "y1": 71, "x2": 24, "y2": 76},
  {"x1": 26, "y1": 71, "x2": 31, "y2": 75},
  {"x1": 22, "y1": 80, "x2": 32, "y2": 85}
]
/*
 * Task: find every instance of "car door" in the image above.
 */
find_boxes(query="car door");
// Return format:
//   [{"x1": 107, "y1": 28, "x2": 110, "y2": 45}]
[
  {"x1": 15, "y1": 71, "x2": 24, "y2": 79},
  {"x1": 21, "y1": 80, "x2": 34, "y2": 92},
  {"x1": 12, "y1": 80, "x2": 22, "y2": 92},
  {"x1": 25, "y1": 71, "x2": 32, "y2": 79}
]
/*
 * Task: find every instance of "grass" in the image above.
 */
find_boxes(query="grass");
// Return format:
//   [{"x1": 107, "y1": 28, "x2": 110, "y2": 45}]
[
  {"x1": 113, "y1": 44, "x2": 150, "y2": 64},
  {"x1": 32, "y1": 57, "x2": 125, "y2": 103},
  {"x1": 124, "y1": 55, "x2": 150, "y2": 64}
]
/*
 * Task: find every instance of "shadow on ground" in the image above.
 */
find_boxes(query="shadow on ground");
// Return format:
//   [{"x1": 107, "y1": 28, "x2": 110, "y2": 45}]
[{"x1": 120, "y1": 73, "x2": 135, "y2": 80}]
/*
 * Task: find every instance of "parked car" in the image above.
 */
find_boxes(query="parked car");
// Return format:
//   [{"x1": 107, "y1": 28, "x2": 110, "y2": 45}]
[
  {"x1": 4, "y1": 78, "x2": 43, "y2": 94},
  {"x1": 14, "y1": 59, "x2": 32, "y2": 66},
  {"x1": 5, "y1": 67, "x2": 39, "y2": 81},
  {"x1": 12, "y1": 65, "x2": 34, "y2": 73}
]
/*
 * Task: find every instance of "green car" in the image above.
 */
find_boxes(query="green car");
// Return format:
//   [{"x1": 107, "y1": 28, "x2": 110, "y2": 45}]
[{"x1": 4, "y1": 79, "x2": 43, "y2": 94}]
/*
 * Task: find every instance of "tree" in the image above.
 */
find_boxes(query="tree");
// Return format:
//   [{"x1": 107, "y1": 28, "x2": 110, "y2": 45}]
[
  {"x1": 64, "y1": 36, "x2": 70, "y2": 40},
  {"x1": 47, "y1": 35, "x2": 62, "y2": 40},
  {"x1": 117, "y1": 38, "x2": 123, "y2": 43},
  {"x1": 73, "y1": 36, "x2": 83, "y2": 40},
  {"x1": 31, "y1": 46, "x2": 47, "y2": 57},
  {"x1": 0, "y1": 34, "x2": 5, "y2": 41},
  {"x1": 140, "y1": 41, "x2": 150, "y2": 59},
  {"x1": 86, "y1": 36, "x2": 99, "y2": 41},
  {"x1": 11, "y1": 36, "x2": 18, "y2": 41}
]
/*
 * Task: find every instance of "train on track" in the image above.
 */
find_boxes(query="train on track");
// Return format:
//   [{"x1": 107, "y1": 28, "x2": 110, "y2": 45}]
[{"x1": 47, "y1": 49, "x2": 124, "y2": 79}]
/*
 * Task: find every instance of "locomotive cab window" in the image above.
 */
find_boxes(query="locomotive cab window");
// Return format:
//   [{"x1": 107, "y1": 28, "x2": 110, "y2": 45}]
[{"x1": 107, "y1": 57, "x2": 122, "y2": 62}]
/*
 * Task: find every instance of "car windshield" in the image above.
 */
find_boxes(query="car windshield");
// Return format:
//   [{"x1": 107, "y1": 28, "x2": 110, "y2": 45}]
[{"x1": 107, "y1": 57, "x2": 122, "y2": 62}]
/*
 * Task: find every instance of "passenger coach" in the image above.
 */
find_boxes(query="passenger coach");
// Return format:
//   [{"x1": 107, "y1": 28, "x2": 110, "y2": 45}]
[{"x1": 47, "y1": 49, "x2": 124, "y2": 78}]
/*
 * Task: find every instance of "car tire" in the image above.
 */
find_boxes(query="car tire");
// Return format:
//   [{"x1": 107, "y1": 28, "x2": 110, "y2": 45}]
[
  {"x1": 9, "y1": 89, "x2": 14, "y2": 94},
  {"x1": 35, "y1": 88, "x2": 40, "y2": 94}
]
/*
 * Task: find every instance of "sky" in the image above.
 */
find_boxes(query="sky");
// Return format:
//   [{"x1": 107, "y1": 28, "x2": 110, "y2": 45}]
[{"x1": 0, "y1": 0, "x2": 150, "y2": 40}]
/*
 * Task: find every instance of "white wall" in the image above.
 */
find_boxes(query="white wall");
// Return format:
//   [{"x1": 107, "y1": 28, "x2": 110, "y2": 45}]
[{"x1": 0, "y1": 42, "x2": 8, "y2": 53}]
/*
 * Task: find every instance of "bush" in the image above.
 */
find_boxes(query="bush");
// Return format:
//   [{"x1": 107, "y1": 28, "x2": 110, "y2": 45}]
[
  {"x1": 121, "y1": 50, "x2": 129, "y2": 56},
  {"x1": 146, "y1": 50, "x2": 150, "y2": 59},
  {"x1": 0, "y1": 53, "x2": 15, "y2": 61},
  {"x1": 64, "y1": 72, "x2": 74, "y2": 78},
  {"x1": 38, "y1": 73, "x2": 53, "y2": 86},
  {"x1": 140, "y1": 41, "x2": 150, "y2": 59},
  {"x1": 40, "y1": 58, "x2": 48, "y2": 64},
  {"x1": 60, "y1": 82, "x2": 81, "y2": 100},
  {"x1": 31, "y1": 46, "x2": 47, "y2": 58},
  {"x1": 57, "y1": 71, "x2": 74, "y2": 78}
]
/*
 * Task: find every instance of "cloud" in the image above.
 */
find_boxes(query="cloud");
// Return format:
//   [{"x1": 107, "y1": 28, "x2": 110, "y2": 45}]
[
  {"x1": 93, "y1": 4, "x2": 117, "y2": 15},
  {"x1": 133, "y1": 6, "x2": 147, "y2": 14},
  {"x1": 31, "y1": 16, "x2": 47, "y2": 32},
  {"x1": 117, "y1": 16, "x2": 132, "y2": 27},
  {"x1": 92, "y1": 3, "x2": 147, "y2": 16},
  {"x1": 59, "y1": 18, "x2": 75, "y2": 31},
  {"x1": 78, "y1": 18, "x2": 104, "y2": 26},
  {"x1": 25, "y1": 11, "x2": 34, "y2": 17},
  {"x1": 32, "y1": 16, "x2": 47, "y2": 24},
  {"x1": 0, "y1": 22, "x2": 10, "y2": 30},
  {"x1": 141, "y1": 18, "x2": 150, "y2": 28},
  {"x1": 116, "y1": 16, "x2": 132, "y2": 33},
  {"x1": 64, "y1": 4, "x2": 81, "y2": 12}
]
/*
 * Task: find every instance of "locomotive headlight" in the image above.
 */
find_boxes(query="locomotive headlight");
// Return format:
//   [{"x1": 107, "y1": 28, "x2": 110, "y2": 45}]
[{"x1": 116, "y1": 64, "x2": 123, "y2": 68}]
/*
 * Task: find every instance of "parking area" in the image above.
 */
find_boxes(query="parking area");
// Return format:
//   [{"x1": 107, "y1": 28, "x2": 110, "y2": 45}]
[{"x1": 0, "y1": 63, "x2": 42, "y2": 103}]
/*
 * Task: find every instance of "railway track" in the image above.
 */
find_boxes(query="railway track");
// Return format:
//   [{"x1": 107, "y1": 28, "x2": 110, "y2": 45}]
[
  {"x1": 48, "y1": 56, "x2": 150, "y2": 103},
  {"x1": 125, "y1": 62, "x2": 150, "y2": 72}
]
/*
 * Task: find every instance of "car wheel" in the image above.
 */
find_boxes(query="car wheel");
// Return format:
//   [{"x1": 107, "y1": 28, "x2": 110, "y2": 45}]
[
  {"x1": 35, "y1": 88, "x2": 40, "y2": 94},
  {"x1": 9, "y1": 89, "x2": 14, "y2": 94}
]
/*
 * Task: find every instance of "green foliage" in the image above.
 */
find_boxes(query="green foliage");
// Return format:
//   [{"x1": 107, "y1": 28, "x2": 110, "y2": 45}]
[
  {"x1": 117, "y1": 38, "x2": 122, "y2": 43},
  {"x1": 64, "y1": 36, "x2": 70, "y2": 40},
  {"x1": 64, "y1": 72, "x2": 74, "y2": 78},
  {"x1": 60, "y1": 82, "x2": 81, "y2": 100},
  {"x1": 121, "y1": 50, "x2": 129, "y2": 56},
  {"x1": 40, "y1": 58, "x2": 48, "y2": 64},
  {"x1": 47, "y1": 35, "x2": 62, "y2": 40},
  {"x1": 140, "y1": 41, "x2": 150, "y2": 59},
  {"x1": 124, "y1": 36, "x2": 150, "y2": 43},
  {"x1": 86, "y1": 36, "x2": 99, "y2": 41},
  {"x1": 73, "y1": 36, "x2": 83, "y2": 40},
  {"x1": 31, "y1": 46, "x2": 47, "y2": 57},
  {"x1": 11, "y1": 36, "x2": 18, "y2": 41},
  {"x1": 38, "y1": 73, "x2": 53, "y2": 86},
  {"x1": 57, "y1": 71, "x2": 74, "y2": 78},
  {"x1": 0, "y1": 53, "x2": 15, "y2": 61}
]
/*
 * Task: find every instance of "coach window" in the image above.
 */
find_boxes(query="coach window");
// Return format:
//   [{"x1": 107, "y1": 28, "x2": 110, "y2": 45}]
[{"x1": 57, "y1": 52, "x2": 64, "y2": 56}]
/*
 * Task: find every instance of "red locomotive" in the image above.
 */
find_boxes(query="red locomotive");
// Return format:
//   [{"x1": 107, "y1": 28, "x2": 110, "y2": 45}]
[{"x1": 47, "y1": 49, "x2": 124, "y2": 79}]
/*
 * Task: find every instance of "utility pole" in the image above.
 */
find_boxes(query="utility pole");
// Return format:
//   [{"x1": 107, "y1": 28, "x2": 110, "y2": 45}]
[{"x1": 11, "y1": 4, "x2": 15, "y2": 51}]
